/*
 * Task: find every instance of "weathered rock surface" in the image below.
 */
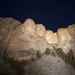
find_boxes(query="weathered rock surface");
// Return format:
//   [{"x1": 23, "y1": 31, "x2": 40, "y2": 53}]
[
  {"x1": 0, "y1": 18, "x2": 21, "y2": 50},
  {"x1": 0, "y1": 18, "x2": 73, "y2": 62},
  {"x1": 24, "y1": 55, "x2": 75, "y2": 75},
  {"x1": 0, "y1": 18, "x2": 75, "y2": 75}
]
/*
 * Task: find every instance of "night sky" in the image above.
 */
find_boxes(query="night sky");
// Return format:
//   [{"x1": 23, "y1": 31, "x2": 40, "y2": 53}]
[{"x1": 0, "y1": 0, "x2": 74, "y2": 31}]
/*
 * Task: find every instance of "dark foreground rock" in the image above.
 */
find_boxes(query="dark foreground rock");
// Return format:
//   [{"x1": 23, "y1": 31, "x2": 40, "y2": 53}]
[
  {"x1": 23, "y1": 55, "x2": 75, "y2": 75},
  {"x1": 1, "y1": 54, "x2": 75, "y2": 75}
]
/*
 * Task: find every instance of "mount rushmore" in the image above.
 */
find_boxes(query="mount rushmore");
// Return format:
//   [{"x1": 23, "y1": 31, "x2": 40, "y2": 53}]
[{"x1": 0, "y1": 17, "x2": 75, "y2": 75}]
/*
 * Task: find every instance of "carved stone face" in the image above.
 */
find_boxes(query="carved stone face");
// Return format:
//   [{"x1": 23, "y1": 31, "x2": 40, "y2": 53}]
[
  {"x1": 7, "y1": 29, "x2": 48, "y2": 62},
  {"x1": 0, "y1": 18, "x2": 74, "y2": 64},
  {"x1": 7, "y1": 20, "x2": 75, "y2": 63},
  {"x1": 7, "y1": 32, "x2": 37, "y2": 62},
  {"x1": 57, "y1": 28, "x2": 72, "y2": 54}
]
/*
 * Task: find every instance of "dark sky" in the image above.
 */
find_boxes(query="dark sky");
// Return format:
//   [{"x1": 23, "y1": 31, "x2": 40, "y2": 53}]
[{"x1": 0, "y1": 0, "x2": 74, "y2": 31}]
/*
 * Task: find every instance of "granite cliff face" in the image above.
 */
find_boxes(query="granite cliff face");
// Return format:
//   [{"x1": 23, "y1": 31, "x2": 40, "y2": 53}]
[
  {"x1": 6, "y1": 18, "x2": 75, "y2": 61},
  {"x1": 0, "y1": 18, "x2": 75, "y2": 75},
  {"x1": 0, "y1": 18, "x2": 75, "y2": 62}
]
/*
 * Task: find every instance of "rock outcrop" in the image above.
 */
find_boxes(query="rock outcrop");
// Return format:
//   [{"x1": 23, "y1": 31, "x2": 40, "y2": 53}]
[
  {"x1": 0, "y1": 18, "x2": 75, "y2": 75},
  {"x1": 0, "y1": 18, "x2": 75, "y2": 62}
]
